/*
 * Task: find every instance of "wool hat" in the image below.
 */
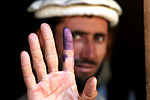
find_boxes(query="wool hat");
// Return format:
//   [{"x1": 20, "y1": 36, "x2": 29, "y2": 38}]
[{"x1": 28, "y1": 0, "x2": 122, "y2": 26}]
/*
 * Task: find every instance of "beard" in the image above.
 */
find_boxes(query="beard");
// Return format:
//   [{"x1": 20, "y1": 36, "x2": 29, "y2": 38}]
[
  {"x1": 75, "y1": 60, "x2": 105, "y2": 93},
  {"x1": 58, "y1": 59, "x2": 105, "y2": 93}
]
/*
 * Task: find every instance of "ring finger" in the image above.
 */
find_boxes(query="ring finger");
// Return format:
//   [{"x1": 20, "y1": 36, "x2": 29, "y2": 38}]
[{"x1": 28, "y1": 33, "x2": 47, "y2": 81}]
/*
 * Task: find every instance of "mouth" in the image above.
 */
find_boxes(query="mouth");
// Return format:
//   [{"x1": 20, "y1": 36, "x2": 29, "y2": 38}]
[
  {"x1": 75, "y1": 62, "x2": 96, "y2": 73},
  {"x1": 74, "y1": 59, "x2": 98, "y2": 73}
]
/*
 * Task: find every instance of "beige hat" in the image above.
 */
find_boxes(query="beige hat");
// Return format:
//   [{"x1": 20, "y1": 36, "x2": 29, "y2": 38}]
[{"x1": 28, "y1": 0, "x2": 122, "y2": 26}]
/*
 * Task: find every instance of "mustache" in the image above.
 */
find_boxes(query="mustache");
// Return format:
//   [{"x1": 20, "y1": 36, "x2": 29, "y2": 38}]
[{"x1": 75, "y1": 59, "x2": 98, "y2": 66}]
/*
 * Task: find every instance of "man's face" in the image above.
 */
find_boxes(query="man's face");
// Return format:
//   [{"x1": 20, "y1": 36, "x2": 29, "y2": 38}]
[{"x1": 55, "y1": 16, "x2": 108, "y2": 81}]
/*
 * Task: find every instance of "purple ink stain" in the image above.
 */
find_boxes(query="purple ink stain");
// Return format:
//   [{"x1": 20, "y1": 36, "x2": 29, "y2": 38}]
[
  {"x1": 62, "y1": 53, "x2": 68, "y2": 62},
  {"x1": 63, "y1": 27, "x2": 73, "y2": 50}
]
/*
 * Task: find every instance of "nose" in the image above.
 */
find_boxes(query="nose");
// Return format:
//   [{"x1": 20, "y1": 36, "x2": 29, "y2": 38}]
[{"x1": 80, "y1": 39, "x2": 96, "y2": 60}]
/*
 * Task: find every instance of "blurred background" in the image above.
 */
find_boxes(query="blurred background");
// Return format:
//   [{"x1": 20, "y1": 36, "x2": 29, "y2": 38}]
[{"x1": 3, "y1": 0, "x2": 145, "y2": 100}]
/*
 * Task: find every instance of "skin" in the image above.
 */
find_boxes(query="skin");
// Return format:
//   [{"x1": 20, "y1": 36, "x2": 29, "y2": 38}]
[
  {"x1": 21, "y1": 23, "x2": 97, "y2": 100},
  {"x1": 54, "y1": 16, "x2": 108, "y2": 82}
]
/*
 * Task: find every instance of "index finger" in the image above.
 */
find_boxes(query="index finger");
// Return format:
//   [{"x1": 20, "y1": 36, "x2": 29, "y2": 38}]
[{"x1": 62, "y1": 28, "x2": 74, "y2": 72}]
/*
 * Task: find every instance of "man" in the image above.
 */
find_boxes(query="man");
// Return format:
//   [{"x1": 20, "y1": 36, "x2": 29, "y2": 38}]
[{"x1": 19, "y1": 0, "x2": 122, "y2": 100}]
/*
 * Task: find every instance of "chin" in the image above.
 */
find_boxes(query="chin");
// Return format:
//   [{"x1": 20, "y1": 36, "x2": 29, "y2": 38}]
[
  {"x1": 74, "y1": 66, "x2": 96, "y2": 79},
  {"x1": 75, "y1": 71, "x2": 94, "y2": 82}
]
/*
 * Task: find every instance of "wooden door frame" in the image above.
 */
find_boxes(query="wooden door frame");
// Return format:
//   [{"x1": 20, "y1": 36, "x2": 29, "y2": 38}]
[{"x1": 144, "y1": 0, "x2": 150, "y2": 100}]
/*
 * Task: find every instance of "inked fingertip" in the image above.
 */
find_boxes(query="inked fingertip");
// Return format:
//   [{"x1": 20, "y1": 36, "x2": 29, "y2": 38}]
[
  {"x1": 63, "y1": 27, "x2": 73, "y2": 50},
  {"x1": 63, "y1": 27, "x2": 71, "y2": 33}
]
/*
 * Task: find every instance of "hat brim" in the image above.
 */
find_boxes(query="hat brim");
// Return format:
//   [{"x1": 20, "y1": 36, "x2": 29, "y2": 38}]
[{"x1": 34, "y1": 5, "x2": 119, "y2": 26}]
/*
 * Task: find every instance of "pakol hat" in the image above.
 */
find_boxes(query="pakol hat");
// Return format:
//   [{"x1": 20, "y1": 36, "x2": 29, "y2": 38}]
[{"x1": 28, "y1": 0, "x2": 122, "y2": 26}]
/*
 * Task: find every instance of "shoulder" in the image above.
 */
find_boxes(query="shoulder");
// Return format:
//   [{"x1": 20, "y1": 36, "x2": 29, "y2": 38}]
[
  {"x1": 17, "y1": 94, "x2": 27, "y2": 100},
  {"x1": 95, "y1": 90, "x2": 106, "y2": 100}
]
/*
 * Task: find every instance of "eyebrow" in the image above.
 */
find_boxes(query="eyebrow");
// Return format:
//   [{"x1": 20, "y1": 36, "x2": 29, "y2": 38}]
[
  {"x1": 95, "y1": 33, "x2": 105, "y2": 36},
  {"x1": 72, "y1": 30, "x2": 106, "y2": 35},
  {"x1": 72, "y1": 30, "x2": 89, "y2": 35}
]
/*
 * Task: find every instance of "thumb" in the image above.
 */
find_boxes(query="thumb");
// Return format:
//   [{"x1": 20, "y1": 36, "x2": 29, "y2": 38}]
[{"x1": 81, "y1": 77, "x2": 97, "y2": 100}]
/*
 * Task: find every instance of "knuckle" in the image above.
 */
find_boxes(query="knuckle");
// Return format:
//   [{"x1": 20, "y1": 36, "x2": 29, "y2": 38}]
[
  {"x1": 33, "y1": 60, "x2": 45, "y2": 68},
  {"x1": 45, "y1": 51, "x2": 58, "y2": 60}
]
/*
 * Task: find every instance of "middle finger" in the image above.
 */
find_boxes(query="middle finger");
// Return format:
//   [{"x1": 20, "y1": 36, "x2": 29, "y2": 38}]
[{"x1": 40, "y1": 23, "x2": 58, "y2": 73}]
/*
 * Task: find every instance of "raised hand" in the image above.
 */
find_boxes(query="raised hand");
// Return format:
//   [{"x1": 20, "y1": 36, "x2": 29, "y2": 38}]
[{"x1": 20, "y1": 23, "x2": 97, "y2": 100}]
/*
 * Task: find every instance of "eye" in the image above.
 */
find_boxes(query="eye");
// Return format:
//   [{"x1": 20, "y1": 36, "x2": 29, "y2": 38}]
[
  {"x1": 94, "y1": 34, "x2": 105, "y2": 43},
  {"x1": 72, "y1": 31, "x2": 84, "y2": 40},
  {"x1": 73, "y1": 33, "x2": 81, "y2": 40}
]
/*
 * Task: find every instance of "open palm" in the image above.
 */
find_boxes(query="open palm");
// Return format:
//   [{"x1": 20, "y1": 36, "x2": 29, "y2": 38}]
[{"x1": 20, "y1": 23, "x2": 97, "y2": 100}]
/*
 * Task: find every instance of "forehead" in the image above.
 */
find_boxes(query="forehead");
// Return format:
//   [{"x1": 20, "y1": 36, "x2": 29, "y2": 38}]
[{"x1": 60, "y1": 16, "x2": 108, "y2": 34}]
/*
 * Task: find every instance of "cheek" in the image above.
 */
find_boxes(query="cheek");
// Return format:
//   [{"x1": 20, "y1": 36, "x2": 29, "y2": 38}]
[
  {"x1": 95, "y1": 43, "x2": 107, "y2": 62},
  {"x1": 73, "y1": 41, "x2": 84, "y2": 58}
]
